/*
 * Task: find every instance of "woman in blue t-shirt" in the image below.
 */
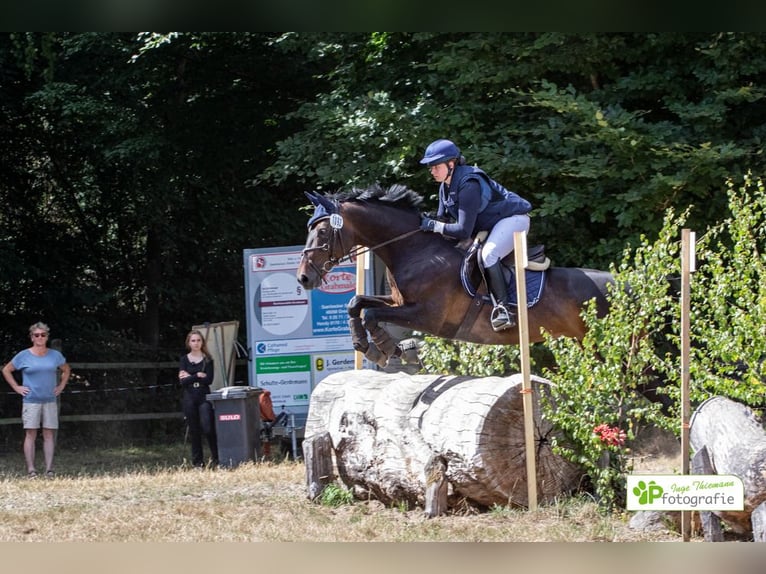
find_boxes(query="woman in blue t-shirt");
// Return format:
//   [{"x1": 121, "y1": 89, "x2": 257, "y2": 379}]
[{"x1": 2, "y1": 322, "x2": 70, "y2": 478}]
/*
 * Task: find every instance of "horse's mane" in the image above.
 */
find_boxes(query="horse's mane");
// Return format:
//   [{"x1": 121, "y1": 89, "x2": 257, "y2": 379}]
[{"x1": 331, "y1": 183, "x2": 424, "y2": 210}]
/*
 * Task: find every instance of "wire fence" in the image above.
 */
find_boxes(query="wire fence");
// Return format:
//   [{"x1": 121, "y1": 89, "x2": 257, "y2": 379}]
[{"x1": 0, "y1": 360, "x2": 250, "y2": 425}]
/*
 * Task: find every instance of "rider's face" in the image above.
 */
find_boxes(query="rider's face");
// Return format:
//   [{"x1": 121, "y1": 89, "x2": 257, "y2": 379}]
[{"x1": 428, "y1": 162, "x2": 451, "y2": 184}]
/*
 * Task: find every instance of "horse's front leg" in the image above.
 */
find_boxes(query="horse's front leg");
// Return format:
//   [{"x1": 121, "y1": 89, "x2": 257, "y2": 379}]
[
  {"x1": 347, "y1": 294, "x2": 398, "y2": 366},
  {"x1": 356, "y1": 299, "x2": 428, "y2": 362}
]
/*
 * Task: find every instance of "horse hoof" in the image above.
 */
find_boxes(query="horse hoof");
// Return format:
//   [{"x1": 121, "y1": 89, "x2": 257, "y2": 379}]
[
  {"x1": 364, "y1": 343, "x2": 388, "y2": 368},
  {"x1": 397, "y1": 338, "x2": 424, "y2": 364},
  {"x1": 348, "y1": 317, "x2": 369, "y2": 352},
  {"x1": 352, "y1": 340, "x2": 369, "y2": 353}
]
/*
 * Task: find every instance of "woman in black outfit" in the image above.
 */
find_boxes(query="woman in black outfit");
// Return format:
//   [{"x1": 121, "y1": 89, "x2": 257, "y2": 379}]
[{"x1": 179, "y1": 329, "x2": 218, "y2": 468}]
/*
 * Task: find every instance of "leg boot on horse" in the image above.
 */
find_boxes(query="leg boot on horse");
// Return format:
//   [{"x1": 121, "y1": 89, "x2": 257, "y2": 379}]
[
  {"x1": 485, "y1": 261, "x2": 516, "y2": 332},
  {"x1": 348, "y1": 316, "x2": 390, "y2": 367},
  {"x1": 367, "y1": 324, "x2": 401, "y2": 361}
]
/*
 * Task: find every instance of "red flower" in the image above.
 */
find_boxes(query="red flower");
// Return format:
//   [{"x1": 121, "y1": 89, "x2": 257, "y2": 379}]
[{"x1": 593, "y1": 423, "x2": 627, "y2": 447}]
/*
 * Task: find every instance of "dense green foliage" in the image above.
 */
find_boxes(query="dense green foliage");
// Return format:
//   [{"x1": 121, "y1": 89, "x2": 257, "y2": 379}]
[
  {"x1": 1, "y1": 32, "x2": 313, "y2": 360},
  {"x1": 3, "y1": 33, "x2": 766, "y2": 425},
  {"x1": 417, "y1": 176, "x2": 766, "y2": 511},
  {"x1": 689, "y1": 174, "x2": 766, "y2": 406},
  {"x1": 543, "y1": 177, "x2": 766, "y2": 510},
  {"x1": 541, "y1": 210, "x2": 686, "y2": 510},
  {"x1": 417, "y1": 337, "x2": 520, "y2": 377},
  {"x1": 265, "y1": 33, "x2": 766, "y2": 266}
]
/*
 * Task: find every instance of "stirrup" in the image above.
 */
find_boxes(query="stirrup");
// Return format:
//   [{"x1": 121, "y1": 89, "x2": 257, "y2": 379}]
[{"x1": 490, "y1": 304, "x2": 516, "y2": 331}]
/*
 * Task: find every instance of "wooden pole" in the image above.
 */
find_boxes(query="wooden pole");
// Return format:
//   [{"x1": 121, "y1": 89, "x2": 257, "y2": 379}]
[
  {"x1": 355, "y1": 250, "x2": 367, "y2": 370},
  {"x1": 514, "y1": 231, "x2": 537, "y2": 511},
  {"x1": 680, "y1": 228, "x2": 695, "y2": 541}
]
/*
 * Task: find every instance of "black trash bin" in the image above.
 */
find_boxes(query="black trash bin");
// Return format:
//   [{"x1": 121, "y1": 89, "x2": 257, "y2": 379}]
[{"x1": 206, "y1": 386, "x2": 263, "y2": 468}]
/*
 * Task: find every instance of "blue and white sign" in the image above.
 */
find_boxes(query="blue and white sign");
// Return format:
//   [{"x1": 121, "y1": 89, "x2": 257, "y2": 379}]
[{"x1": 243, "y1": 246, "x2": 373, "y2": 418}]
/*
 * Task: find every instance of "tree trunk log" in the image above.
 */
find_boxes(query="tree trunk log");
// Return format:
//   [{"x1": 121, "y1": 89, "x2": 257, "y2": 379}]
[
  {"x1": 691, "y1": 446, "x2": 723, "y2": 541},
  {"x1": 751, "y1": 503, "x2": 766, "y2": 542},
  {"x1": 304, "y1": 431, "x2": 334, "y2": 501},
  {"x1": 305, "y1": 369, "x2": 583, "y2": 513},
  {"x1": 690, "y1": 395, "x2": 766, "y2": 536}
]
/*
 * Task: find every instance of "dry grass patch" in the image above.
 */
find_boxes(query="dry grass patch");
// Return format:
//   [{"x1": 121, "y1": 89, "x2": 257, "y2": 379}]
[{"x1": 0, "y1": 436, "x2": 688, "y2": 542}]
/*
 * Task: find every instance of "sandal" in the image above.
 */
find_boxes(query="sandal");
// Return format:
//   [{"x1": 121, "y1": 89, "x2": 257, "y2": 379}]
[
  {"x1": 45, "y1": 470, "x2": 55, "y2": 478},
  {"x1": 27, "y1": 470, "x2": 38, "y2": 479}
]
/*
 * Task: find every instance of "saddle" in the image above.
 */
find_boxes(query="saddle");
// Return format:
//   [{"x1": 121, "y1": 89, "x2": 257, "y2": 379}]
[
  {"x1": 473, "y1": 230, "x2": 550, "y2": 271},
  {"x1": 459, "y1": 232, "x2": 550, "y2": 305}
]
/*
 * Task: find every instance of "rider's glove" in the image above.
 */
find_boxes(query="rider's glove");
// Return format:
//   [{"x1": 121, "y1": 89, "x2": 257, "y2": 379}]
[
  {"x1": 420, "y1": 215, "x2": 437, "y2": 232},
  {"x1": 420, "y1": 215, "x2": 445, "y2": 234}
]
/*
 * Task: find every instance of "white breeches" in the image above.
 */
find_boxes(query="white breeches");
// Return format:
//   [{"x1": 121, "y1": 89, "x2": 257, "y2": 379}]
[{"x1": 480, "y1": 214, "x2": 531, "y2": 267}]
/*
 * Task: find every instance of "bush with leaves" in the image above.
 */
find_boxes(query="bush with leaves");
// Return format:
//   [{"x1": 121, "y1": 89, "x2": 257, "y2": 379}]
[
  {"x1": 417, "y1": 176, "x2": 766, "y2": 512},
  {"x1": 542, "y1": 174, "x2": 766, "y2": 511},
  {"x1": 417, "y1": 334, "x2": 520, "y2": 377},
  {"x1": 687, "y1": 174, "x2": 766, "y2": 409},
  {"x1": 540, "y1": 210, "x2": 688, "y2": 511}
]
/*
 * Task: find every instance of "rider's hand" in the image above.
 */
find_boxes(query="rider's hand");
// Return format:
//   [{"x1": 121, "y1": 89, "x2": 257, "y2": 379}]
[{"x1": 420, "y1": 215, "x2": 437, "y2": 232}]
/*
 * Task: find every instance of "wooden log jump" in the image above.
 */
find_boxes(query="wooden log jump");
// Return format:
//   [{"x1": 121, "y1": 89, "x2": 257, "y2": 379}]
[
  {"x1": 303, "y1": 369, "x2": 583, "y2": 516},
  {"x1": 690, "y1": 395, "x2": 766, "y2": 539}
]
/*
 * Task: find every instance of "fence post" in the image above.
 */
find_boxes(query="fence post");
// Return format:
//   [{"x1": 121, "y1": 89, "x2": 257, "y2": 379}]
[
  {"x1": 680, "y1": 228, "x2": 695, "y2": 541},
  {"x1": 514, "y1": 231, "x2": 537, "y2": 511}
]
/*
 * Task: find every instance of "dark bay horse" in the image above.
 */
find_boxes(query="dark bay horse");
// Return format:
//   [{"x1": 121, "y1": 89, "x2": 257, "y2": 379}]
[{"x1": 297, "y1": 184, "x2": 614, "y2": 366}]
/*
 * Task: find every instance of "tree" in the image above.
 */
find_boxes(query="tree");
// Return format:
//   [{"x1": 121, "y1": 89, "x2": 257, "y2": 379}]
[
  {"x1": 0, "y1": 32, "x2": 319, "y2": 359},
  {"x1": 3, "y1": 32, "x2": 766, "y2": 368},
  {"x1": 264, "y1": 33, "x2": 766, "y2": 268}
]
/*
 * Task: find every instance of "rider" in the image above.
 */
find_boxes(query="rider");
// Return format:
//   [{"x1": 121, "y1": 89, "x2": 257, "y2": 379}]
[{"x1": 418, "y1": 139, "x2": 532, "y2": 331}]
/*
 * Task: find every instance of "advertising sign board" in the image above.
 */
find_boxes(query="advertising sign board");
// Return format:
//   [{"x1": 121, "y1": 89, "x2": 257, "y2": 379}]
[{"x1": 243, "y1": 246, "x2": 372, "y2": 423}]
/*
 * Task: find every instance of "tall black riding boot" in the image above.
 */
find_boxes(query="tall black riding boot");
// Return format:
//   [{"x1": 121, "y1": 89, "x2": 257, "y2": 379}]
[{"x1": 484, "y1": 261, "x2": 516, "y2": 331}]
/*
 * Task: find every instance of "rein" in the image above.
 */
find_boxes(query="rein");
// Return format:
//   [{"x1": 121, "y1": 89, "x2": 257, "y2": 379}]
[
  {"x1": 337, "y1": 228, "x2": 421, "y2": 266},
  {"x1": 302, "y1": 220, "x2": 420, "y2": 279}
]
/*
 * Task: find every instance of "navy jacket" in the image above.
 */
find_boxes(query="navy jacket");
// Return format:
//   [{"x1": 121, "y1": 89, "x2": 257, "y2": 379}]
[{"x1": 436, "y1": 165, "x2": 531, "y2": 239}]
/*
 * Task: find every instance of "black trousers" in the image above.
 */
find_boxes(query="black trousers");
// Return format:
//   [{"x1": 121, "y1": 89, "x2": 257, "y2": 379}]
[{"x1": 181, "y1": 389, "x2": 218, "y2": 466}]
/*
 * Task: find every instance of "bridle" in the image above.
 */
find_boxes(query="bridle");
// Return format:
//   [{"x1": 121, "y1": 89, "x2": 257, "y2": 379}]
[{"x1": 301, "y1": 205, "x2": 420, "y2": 282}]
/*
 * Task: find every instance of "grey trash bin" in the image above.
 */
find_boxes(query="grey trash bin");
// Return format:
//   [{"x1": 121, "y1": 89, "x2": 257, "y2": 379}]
[{"x1": 206, "y1": 386, "x2": 262, "y2": 468}]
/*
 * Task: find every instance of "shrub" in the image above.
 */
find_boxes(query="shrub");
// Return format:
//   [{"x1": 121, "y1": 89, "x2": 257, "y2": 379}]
[
  {"x1": 688, "y1": 173, "x2": 766, "y2": 409},
  {"x1": 543, "y1": 173, "x2": 766, "y2": 511},
  {"x1": 417, "y1": 336, "x2": 519, "y2": 377},
  {"x1": 416, "y1": 174, "x2": 766, "y2": 512},
  {"x1": 541, "y1": 209, "x2": 684, "y2": 511}
]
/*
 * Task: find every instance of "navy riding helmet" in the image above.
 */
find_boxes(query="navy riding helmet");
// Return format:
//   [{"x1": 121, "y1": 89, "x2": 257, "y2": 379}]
[{"x1": 419, "y1": 139, "x2": 461, "y2": 166}]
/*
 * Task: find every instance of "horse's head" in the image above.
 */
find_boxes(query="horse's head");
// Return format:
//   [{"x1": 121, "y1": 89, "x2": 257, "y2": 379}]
[
  {"x1": 297, "y1": 185, "x2": 425, "y2": 290},
  {"x1": 297, "y1": 191, "x2": 348, "y2": 290}
]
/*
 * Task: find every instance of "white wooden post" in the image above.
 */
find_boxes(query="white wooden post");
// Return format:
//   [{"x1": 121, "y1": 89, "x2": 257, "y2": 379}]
[
  {"x1": 514, "y1": 231, "x2": 537, "y2": 511},
  {"x1": 355, "y1": 250, "x2": 367, "y2": 370},
  {"x1": 680, "y1": 228, "x2": 695, "y2": 541}
]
